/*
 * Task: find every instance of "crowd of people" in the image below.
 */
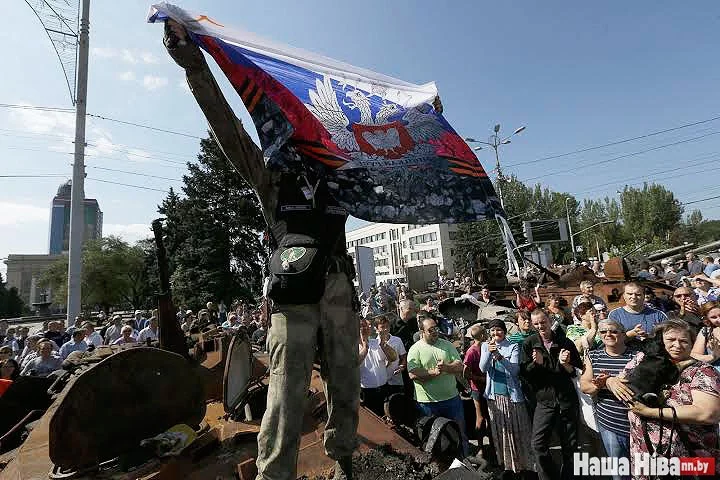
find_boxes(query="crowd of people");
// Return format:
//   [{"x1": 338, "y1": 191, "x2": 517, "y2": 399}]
[
  {"x1": 355, "y1": 262, "x2": 720, "y2": 480},
  {"x1": 3, "y1": 253, "x2": 720, "y2": 479},
  {"x1": 0, "y1": 299, "x2": 269, "y2": 394}
]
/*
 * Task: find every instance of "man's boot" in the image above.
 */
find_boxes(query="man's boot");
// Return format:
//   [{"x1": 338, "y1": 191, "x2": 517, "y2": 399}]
[{"x1": 332, "y1": 456, "x2": 353, "y2": 480}]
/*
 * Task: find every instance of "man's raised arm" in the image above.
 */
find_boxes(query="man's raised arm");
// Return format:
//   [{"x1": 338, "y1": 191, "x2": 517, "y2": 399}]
[{"x1": 163, "y1": 21, "x2": 267, "y2": 190}]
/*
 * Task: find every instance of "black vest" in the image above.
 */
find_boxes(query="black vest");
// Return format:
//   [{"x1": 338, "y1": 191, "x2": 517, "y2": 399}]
[{"x1": 270, "y1": 173, "x2": 347, "y2": 254}]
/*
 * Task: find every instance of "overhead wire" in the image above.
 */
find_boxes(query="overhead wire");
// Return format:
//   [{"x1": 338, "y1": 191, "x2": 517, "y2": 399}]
[
  {"x1": 682, "y1": 194, "x2": 720, "y2": 206},
  {"x1": 571, "y1": 151, "x2": 720, "y2": 197},
  {"x1": 522, "y1": 131, "x2": 720, "y2": 182},
  {"x1": 0, "y1": 174, "x2": 68, "y2": 178},
  {"x1": 0, "y1": 103, "x2": 74, "y2": 113},
  {"x1": 0, "y1": 127, "x2": 194, "y2": 160},
  {"x1": 86, "y1": 177, "x2": 170, "y2": 193},
  {"x1": 85, "y1": 113, "x2": 202, "y2": 139},
  {"x1": 0, "y1": 103, "x2": 202, "y2": 139},
  {"x1": 86, "y1": 166, "x2": 183, "y2": 182},
  {"x1": 505, "y1": 113, "x2": 720, "y2": 168}
]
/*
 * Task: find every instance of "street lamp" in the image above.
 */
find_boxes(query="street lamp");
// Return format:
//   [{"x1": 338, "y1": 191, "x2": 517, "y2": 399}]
[{"x1": 465, "y1": 124, "x2": 527, "y2": 208}]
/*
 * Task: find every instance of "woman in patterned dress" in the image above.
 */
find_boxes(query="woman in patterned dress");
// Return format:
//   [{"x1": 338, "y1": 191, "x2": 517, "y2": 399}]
[{"x1": 608, "y1": 319, "x2": 720, "y2": 480}]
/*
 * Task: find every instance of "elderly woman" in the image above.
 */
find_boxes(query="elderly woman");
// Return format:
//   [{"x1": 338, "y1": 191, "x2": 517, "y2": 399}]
[
  {"x1": 607, "y1": 319, "x2": 720, "y2": 480},
  {"x1": 581, "y1": 319, "x2": 638, "y2": 480},
  {"x1": 112, "y1": 325, "x2": 137, "y2": 345},
  {"x1": 479, "y1": 319, "x2": 534, "y2": 478},
  {"x1": 691, "y1": 301, "x2": 720, "y2": 373}
]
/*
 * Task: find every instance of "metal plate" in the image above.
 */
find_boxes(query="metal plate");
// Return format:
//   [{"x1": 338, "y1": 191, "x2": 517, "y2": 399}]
[
  {"x1": 48, "y1": 347, "x2": 205, "y2": 470},
  {"x1": 223, "y1": 332, "x2": 254, "y2": 415}
]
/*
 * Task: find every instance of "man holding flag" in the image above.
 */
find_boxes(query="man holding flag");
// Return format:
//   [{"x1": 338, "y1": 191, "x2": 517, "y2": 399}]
[
  {"x1": 163, "y1": 21, "x2": 363, "y2": 480},
  {"x1": 153, "y1": 3, "x2": 504, "y2": 478}
]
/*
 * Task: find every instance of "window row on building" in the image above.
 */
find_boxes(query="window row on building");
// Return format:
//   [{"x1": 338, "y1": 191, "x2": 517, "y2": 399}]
[
  {"x1": 409, "y1": 231, "x2": 438, "y2": 246},
  {"x1": 409, "y1": 248, "x2": 439, "y2": 261},
  {"x1": 346, "y1": 231, "x2": 387, "y2": 248}
]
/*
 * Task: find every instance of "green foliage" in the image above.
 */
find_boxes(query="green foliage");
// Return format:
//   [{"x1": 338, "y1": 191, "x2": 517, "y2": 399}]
[
  {"x1": 38, "y1": 236, "x2": 148, "y2": 311},
  {"x1": 37, "y1": 135, "x2": 266, "y2": 313},
  {"x1": 0, "y1": 273, "x2": 25, "y2": 318},
  {"x1": 455, "y1": 177, "x2": 689, "y2": 270},
  {"x1": 618, "y1": 183, "x2": 683, "y2": 243},
  {"x1": 694, "y1": 220, "x2": 720, "y2": 245},
  {"x1": 38, "y1": 256, "x2": 69, "y2": 305},
  {"x1": 158, "y1": 135, "x2": 266, "y2": 310},
  {"x1": 455, "y1": 175, "x2": 574, "y2": 269}
]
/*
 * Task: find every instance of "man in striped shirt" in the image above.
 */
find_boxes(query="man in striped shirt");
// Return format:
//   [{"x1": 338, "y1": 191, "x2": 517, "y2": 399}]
[{"x1": 580, "y1": 318, "x2": 636, "y2": 480}]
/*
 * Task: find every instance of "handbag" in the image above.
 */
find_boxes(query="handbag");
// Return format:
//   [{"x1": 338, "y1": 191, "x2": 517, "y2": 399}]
[
  {"x1": 573, "y1": 336, "x2": 598, "y2": 432},
  {"x1": 573, "y1": 368, "x2": 598, "y2": 432}
]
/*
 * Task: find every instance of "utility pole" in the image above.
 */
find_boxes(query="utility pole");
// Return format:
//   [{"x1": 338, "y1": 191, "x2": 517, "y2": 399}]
[
  {"x1": 66, "y1": 0, "x2": 91, "y2": 326},
  {"x1": 565, "y1": 197, "x2": 577, "y2": 263}
]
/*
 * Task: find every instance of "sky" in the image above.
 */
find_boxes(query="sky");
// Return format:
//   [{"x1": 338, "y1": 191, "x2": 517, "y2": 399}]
[{"x1": 2, "y1": 1, "x2": 720, "y2": 278}]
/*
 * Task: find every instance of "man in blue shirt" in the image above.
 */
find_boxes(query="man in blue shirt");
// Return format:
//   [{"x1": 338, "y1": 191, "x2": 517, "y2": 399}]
[
  {"x1": 59, "y1": 330, "x2": 88, "y2": 360},
  {"x1": 608, "y1": 282, "x2": 667, "y2": 340},
  {"x1": 702, "y1": 256, "x2": 720, "y2": 277}
]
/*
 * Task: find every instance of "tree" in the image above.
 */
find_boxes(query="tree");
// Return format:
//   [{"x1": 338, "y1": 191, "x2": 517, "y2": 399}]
[
  {"x1": 158, "y1": 135, "x2": 266, "y2": 309},
  {"x1": 38, "y1": 256, "x2": 69, "y2": 306},
  {"x1": 694, "y1": 220, "x2": 720, "y2": 245},
  {"x1": 0, "y1": 273, "x2": 25, "y2": 318},
  {"x1": 38, "y1": 236, "x2": 148, "y2": 311},
  {"x1": 454, "y1": 174, "x2": 578, "y2": 271},
  {"x1": 619, "y1": 183, "x2": 683, "y2": 243},
  {"x1": 454, "y1": 177, "x2": 696, "y2": 274}
]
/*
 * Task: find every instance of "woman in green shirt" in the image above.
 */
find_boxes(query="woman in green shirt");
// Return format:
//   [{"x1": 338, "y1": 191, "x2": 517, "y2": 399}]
[{"x1": 507, "y1": 310, "x2": 534, "y2": 344}]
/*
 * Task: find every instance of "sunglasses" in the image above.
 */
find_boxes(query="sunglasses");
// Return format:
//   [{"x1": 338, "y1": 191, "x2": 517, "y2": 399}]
[
  {"x1": 599, "y1": 329, "x2": 620, "y2": 335},
  {"x1": 674, "y1": 293, "x2": 692, "y2": 298},
  {"x1": 425, "y1": 327, "x2": 439, "y2": 333}
]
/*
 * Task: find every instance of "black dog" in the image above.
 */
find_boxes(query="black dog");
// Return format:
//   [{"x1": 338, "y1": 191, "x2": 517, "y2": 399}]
[{"x1": 625, "y1": 336, "x2": 679, "y2": 408}]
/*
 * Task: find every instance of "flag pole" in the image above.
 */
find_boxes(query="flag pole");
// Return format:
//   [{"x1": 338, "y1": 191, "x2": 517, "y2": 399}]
[{"x1": 66, "y1": 0, "x2": 91, "y2": 326}]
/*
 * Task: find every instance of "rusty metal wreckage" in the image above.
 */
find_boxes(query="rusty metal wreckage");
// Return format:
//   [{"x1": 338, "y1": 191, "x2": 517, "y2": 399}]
[{"x1": 0, "y1": 225, "x2": 693, "y2": 480}]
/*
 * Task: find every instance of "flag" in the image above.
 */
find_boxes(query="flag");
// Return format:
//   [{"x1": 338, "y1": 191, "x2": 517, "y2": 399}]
[{"x1": 148, "y1": 2, "x2": 504, "y2": 224}]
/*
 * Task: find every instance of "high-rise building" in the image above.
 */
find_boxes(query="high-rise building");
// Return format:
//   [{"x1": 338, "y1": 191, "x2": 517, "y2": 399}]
[{"x1": 48, "y1": 180, "x2": 103, "y2": 254}]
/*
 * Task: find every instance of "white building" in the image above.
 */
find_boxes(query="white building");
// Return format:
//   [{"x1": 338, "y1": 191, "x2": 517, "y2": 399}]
[{"x1": 345, "y1": 223, "x2": 459, "y2": 285}]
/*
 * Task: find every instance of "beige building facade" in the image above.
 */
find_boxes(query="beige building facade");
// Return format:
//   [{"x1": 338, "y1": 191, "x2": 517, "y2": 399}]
[{"x1": 4, "y1": 254, "x2": 65, "y2": 308}]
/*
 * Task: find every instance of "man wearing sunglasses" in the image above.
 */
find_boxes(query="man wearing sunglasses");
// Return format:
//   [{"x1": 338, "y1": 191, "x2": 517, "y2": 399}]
[
  {"x1": 407, "y1": 317, "x2": 469, "y2": 459},
  {"x1": 580, "y1": 320, "x2": 637, "y2": 480}
]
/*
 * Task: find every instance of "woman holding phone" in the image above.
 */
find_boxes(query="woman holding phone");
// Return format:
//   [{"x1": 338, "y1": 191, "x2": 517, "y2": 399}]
[{"x1": 479, "y1": 319, "x2": 534, "y2": 479}]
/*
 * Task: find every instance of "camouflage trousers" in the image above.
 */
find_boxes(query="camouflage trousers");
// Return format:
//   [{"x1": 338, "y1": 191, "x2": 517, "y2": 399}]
[{"x1": 255, "y1": 272, "x2": 360, "y2": 480}]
